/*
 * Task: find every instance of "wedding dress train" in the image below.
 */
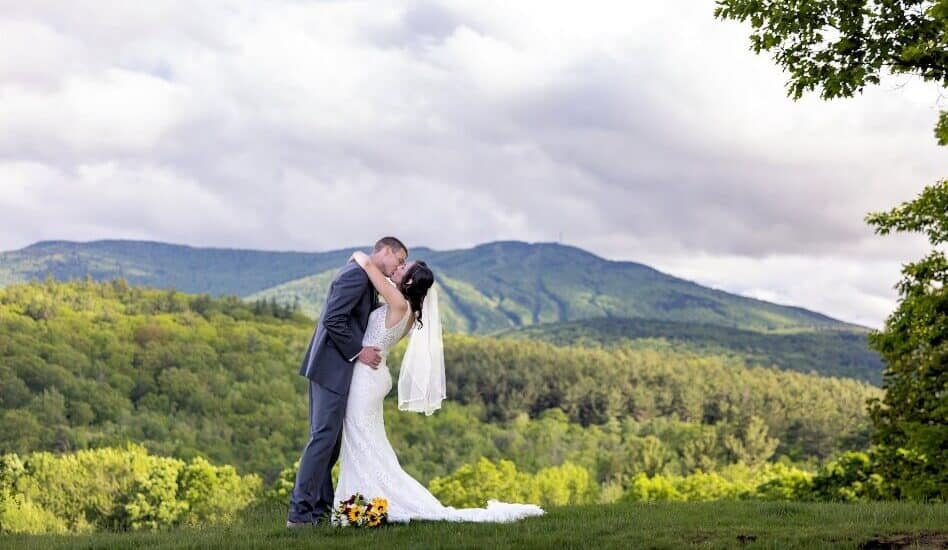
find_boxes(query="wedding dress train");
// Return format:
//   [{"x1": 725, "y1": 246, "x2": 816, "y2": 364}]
[{"x1": 335, "y1": 304, "x2": 545, "y2": 523}]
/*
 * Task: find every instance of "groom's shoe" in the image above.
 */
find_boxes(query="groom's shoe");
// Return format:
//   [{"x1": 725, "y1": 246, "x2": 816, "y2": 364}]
[{"x1": 285, "y1": 520, "x2": 315, "y2": 529}]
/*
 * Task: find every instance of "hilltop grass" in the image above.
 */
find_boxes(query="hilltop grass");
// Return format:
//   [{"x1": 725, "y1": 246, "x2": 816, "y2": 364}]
[{"x1": 2, "y1": 501, "x2": 946, "y2": 549}]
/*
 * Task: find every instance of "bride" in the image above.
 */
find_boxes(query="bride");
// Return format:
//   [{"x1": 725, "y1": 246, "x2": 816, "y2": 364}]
[{"x1": 334, "y1": 250, "x2": 544, "y2": 524}]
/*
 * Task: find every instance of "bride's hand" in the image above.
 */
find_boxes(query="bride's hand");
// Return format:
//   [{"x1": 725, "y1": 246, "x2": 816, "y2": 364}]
[{"x1": 351, "y1": 251, "x2": 370, "y2": 268}]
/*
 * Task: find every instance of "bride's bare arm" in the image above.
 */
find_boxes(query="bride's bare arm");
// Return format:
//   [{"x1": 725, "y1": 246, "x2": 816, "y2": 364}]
[{"x1": 351, "y1": 251, "x2": 409, "y2": 315}]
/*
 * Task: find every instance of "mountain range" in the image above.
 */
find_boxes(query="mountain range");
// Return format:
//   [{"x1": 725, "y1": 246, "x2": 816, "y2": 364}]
[
  {"x1": 0, "y1": 239, "x2": 881, "y2": 383},
  {"x1": 0, "y1": 239, "x2": 862, "y2": 335}
]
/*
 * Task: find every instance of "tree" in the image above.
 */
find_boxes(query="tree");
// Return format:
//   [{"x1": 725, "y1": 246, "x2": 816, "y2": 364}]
[
  {"x1": 723, "y1": 416, "x2": 780, "y2": 467},
  {"x1": 714, "y1": 0, "x2": 947, "y2": 135},
  {"x1": 428, "y1": 458, "x2": 533, "y2": 507},
  {"x1": 864, "y1": 181, "x2": 948, "y2": 500},
  {"x1": 809, "y1": 451, "x2": 888, "y2": 501},
  {"x1": 716, "y1": 0, "x2": 948, "y2": 501}
]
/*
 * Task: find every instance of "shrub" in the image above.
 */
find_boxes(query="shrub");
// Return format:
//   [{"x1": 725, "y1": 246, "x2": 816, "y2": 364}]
[
  {"x1": 429, "y1": 459, "x2": 598, "y2": 508},
  {"x1": 0, "y1": 446, "x2": 261, "y2": 534},
  {"x1": 808, "y1": 451, "x2": 888, "y2": 502}
]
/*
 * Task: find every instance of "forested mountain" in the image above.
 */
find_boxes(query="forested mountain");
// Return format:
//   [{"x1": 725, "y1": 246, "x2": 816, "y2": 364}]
[
  {"x1": 0, "y1": 240, "x2": 363, "y2": 297},
  {"x1": 0, "y1": 282, "x2": 878, "y2": 484},
  {"x1": 0, "y1": 240, "x2": 861, "y2": 334},
  {"x1": 502, "y1": 318, "x2": 883, "y2": 384}
]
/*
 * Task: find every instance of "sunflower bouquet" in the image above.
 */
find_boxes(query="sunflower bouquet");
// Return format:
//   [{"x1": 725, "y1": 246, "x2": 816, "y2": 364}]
[{"x1": 331, "y1": 493, "x2": 389, "y2": 528}]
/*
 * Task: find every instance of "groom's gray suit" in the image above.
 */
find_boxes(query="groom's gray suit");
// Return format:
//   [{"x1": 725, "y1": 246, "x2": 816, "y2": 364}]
[{"x1": 288, "y1": 260, "x2": 378, "y2": 524}]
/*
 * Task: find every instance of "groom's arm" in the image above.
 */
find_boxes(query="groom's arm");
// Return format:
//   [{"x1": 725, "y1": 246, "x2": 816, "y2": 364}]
[{"x1": 323, "y1": 266, "x2": 370, "y2": 363}]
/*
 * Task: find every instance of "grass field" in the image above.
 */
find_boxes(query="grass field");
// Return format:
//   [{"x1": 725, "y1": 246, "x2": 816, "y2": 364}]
[{"x1": 2, "y1": 501, "x2": 946, "y2": 549}]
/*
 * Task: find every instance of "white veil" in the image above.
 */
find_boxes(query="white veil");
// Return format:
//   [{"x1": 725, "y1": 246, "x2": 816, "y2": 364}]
[{"x1": 398, "y1": 286, "x2": 446, "y2": 415}]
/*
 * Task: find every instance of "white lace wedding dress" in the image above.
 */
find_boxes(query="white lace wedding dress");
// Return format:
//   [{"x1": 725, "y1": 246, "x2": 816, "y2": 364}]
[{"x1": 335, "y1": 303, "x2": 545, "y2": 523}]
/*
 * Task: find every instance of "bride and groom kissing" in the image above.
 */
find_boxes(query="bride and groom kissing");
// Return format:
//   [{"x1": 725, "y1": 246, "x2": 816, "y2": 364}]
[{"x1": 287, "y1": 237, "x2": 544, "y2": 527}]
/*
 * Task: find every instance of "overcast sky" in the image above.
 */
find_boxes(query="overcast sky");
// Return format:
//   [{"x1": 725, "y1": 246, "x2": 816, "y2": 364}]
[{"x1": 1, "y1": 1, "x2": 944, "y2": 328}]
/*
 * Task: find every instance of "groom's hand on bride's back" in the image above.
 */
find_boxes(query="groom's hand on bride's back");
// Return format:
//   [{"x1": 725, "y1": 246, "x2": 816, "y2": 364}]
[{"x1": 358, "y1": 346, "x2": 382, "y2": 368}]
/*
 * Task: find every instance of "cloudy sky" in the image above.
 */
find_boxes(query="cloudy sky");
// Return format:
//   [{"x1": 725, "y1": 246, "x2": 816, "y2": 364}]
[{"x1": 1, "y1": 1, "x2": 944, "y2": 328}]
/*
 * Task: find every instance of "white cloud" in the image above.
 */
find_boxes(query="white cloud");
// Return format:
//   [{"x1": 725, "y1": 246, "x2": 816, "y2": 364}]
[
  {"x1": 0, "y1": 69, "x2": 193, "y2": 160},
  {"x1": 0, "y1": 0, "x2": 944, "y2": 328},
  {"x1": 0, "y1": 160, "x2": 246, "y2": 245}
]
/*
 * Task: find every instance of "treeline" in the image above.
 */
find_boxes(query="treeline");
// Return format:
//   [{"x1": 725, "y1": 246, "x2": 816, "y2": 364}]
[
  {"x1": 502, "y1": 317, "x2": 882, "y2": 384},
  {"x1": 396, "y1": 335, "x2": 878, "y2": 460},
  {"x1": 0, "y1": 281, "x2": 879, "y2": 483},
  {"x1": 0, "y1": 281, "x2": 879, "y2": 479},
  {"x1": 249, "y1": 296, "x2": 301, "y2": 319},
  {"x1": 0, "y1": 280, "x2": 312, "y2": 478},
  {"x1": 0, "y1": 281, "x2": 878, "y2": 492},
  {"x1": 0, "y1": 445, "x2": 911, "y2": 535},
  {"x1": 427, "y1": 451, "x2": 887, "y2": 507},
  {"x1": 378, "y1": 403, "x2": 799, "y2": 485}
]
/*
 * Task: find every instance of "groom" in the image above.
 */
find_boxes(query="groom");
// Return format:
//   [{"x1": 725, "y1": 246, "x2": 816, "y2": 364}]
[{"x1": 287, "y1": 236, "x2": 409, "y2": 527}]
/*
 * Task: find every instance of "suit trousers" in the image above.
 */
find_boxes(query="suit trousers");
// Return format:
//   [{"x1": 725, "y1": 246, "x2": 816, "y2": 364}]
[{"x1": 287, "y1": 381, "x2": 348, "y2": 523}]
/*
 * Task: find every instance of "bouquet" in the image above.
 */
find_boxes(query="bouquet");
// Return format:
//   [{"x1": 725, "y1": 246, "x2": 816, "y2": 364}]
[{"x1": 331, "y1": 493, "x2": 388, "y2": 528}]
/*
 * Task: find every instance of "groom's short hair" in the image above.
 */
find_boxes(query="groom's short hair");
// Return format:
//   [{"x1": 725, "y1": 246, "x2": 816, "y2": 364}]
[{"x1": 375, "y1": 236, "x2": 407, "y2": 255}]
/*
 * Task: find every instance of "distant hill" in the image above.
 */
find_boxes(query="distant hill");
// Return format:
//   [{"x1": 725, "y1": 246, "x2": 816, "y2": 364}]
[
  {"x1": 0, "y1": 240, "x2": 864, "y2": 335},
  {"x1": 501, "y1": 318, "x2": 882, "y2": 385},
  {"x1": 0, "y1": 240, "x2": 361, "y2": 297}
]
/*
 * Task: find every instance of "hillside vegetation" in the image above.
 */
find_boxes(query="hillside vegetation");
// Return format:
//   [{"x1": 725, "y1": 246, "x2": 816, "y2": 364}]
[
  {"x1": 0, "y1": 281, "x2": 878, "y2": 484},
  {"x1": 501, "y1": 317, "x2": 882, "y2": 384}
]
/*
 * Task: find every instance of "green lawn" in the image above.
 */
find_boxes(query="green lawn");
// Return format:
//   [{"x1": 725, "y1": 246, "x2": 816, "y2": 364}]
[{"x1": 2, "y1": 501, "x2": 946, "y2": 549}]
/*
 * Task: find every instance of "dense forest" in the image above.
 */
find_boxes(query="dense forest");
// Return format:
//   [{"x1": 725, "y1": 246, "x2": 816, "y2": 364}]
[
  {"x1": 0, "y1": 280, "x2": 929, "y2": 534},
  {"x1": 502, "y1": 317, "x2": 881, "y2": 384},
  {"x1": 0, "y1": 281, "x2": 877, "y2": 483}
]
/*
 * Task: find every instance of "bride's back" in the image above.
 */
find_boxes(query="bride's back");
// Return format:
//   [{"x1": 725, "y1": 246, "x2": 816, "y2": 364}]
[{"x1": 361, "y1": 304, "x2": 412, "y2": 354}]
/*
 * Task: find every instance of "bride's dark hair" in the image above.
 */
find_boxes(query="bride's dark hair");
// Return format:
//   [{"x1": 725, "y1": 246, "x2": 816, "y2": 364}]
[{"x1": 398, "y1": 261, "x2": 434, "y2": 328}]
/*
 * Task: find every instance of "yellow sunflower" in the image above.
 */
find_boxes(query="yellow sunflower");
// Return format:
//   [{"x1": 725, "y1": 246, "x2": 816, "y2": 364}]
[
  {"x1": 371, "y1": 497, "x2": 389, "y2": 514},
  {"x1": 346, "y1": 505, "x2": 364, "y2": 524}
]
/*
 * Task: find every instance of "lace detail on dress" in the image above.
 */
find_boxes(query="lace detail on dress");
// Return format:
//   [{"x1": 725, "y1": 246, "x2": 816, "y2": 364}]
[
  {"x1": 336, "y1": 303, "x2": 545, "y2": 524},
  {"x1": 361, "y1": 304, "x2": 411, "y2": 356}
]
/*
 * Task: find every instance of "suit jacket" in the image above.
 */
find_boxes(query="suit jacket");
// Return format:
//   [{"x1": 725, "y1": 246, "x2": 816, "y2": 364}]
[{"x1": 298, "y1": 261, "x2": 378, "y2": 395}]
